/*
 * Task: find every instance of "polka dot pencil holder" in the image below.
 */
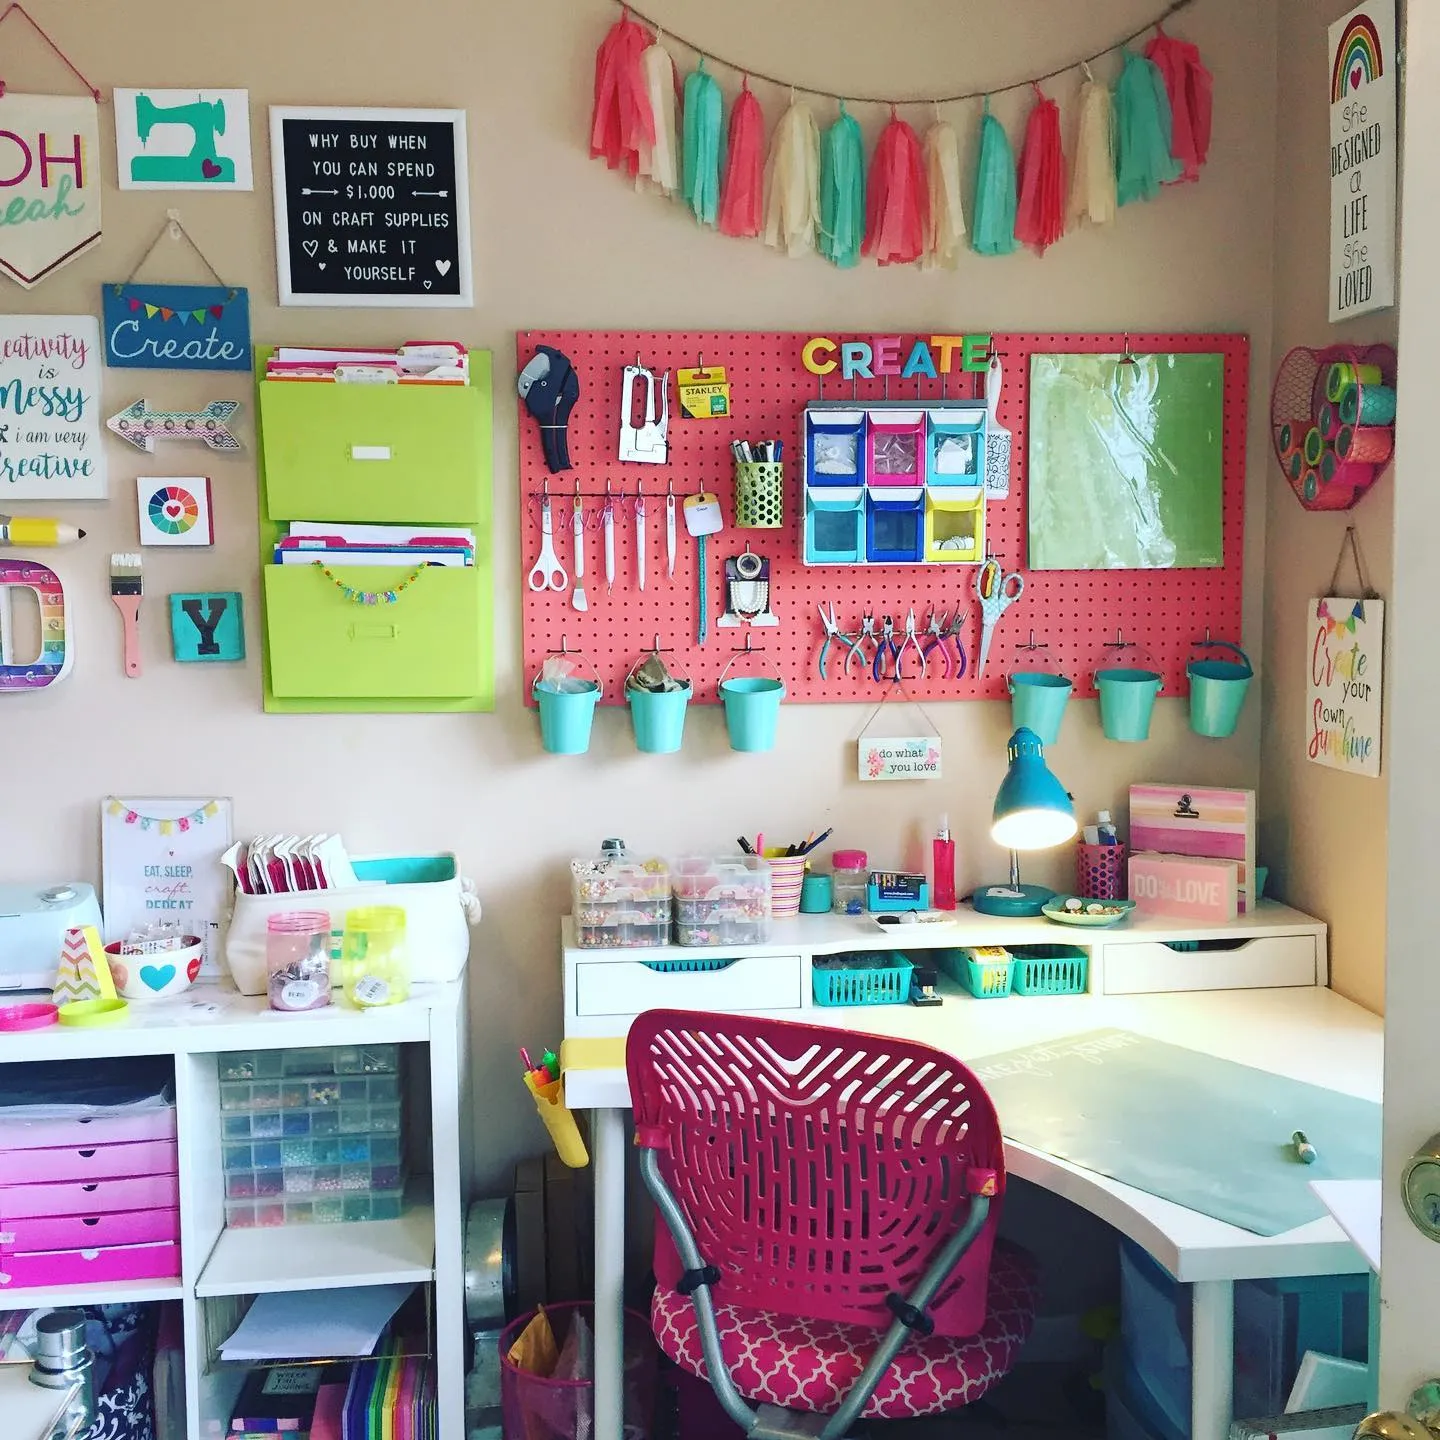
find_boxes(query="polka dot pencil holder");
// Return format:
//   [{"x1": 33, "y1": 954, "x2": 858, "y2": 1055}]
[
  {"x1": 1077, "y1": 843, "x2": 1127, "y2": 901},
  {"x1": 736, "y1": 461, "x2": 784, "y2": 529}
]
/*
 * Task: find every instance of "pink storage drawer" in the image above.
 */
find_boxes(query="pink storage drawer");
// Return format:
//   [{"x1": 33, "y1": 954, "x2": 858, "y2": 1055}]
[
  {"x1": 0, "y1": 1138, "x2": 178, "y2": 1184},
  {"x1": 1, "y1": 1207, "x2": 179, "y2": 1253},
  {"x1": 0, "y1": 1107, "x2": 176, "y2": 1152},
  {"x1": 0, "y1": 1239, "x2": 180, "y2": 1291},
  {"x1": 0, "y1": 1173, "x2": 180, "y2": 1220}
]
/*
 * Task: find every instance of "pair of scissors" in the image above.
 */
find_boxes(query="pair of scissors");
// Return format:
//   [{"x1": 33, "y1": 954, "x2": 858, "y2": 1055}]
[
  {"x1": 527, "y1": 494, "x2": 568, "y2": 592},
  {"x1": 975, "y1": 556, "x2": 1023, "y2": 679},
  {"x1": 816, "y1": 603, "x2": 864, "y2": 680}
]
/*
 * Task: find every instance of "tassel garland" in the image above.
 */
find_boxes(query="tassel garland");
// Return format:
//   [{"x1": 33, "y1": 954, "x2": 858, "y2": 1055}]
[
  {"x1": 923, "y1": 117, "x2": 966, "y2": 268},
  {"x1": 718, "y1": 80, "x2": 765, "y2": 238},
  {"x1": 1146, "y1": 25, "x2": 1213, "y2": 182},
  {"x1": 1014, "y1": 85, "x2": 1065, "y2": 254},
  {"x1": 819, "y1": 103, "x2": 865, "y2": 268},
  {"x1": 1114, "y1": 48, "x2": 1182, "y2": 206},
  {"x1": 971, "y1": 100, "x2": 1018, "y2": 256},
  {"x1": 682, "y1": 61, "x2": 723, "y2": 226},
  {"x1": 1067, "y1": 65, "x2": 1117, "y2": 227},
  {"x1": 863, "y1": 110, "x2": 928, "y2": 265},
  {"x1": 762, "y1": 97, "x2": 821, "y2": 258},
  {"x1": 589, "y1": 11, "x2": 654, "y2": 176},
  {"x1": 635, "y1": 40, "x2": 679, "y2": 195}
]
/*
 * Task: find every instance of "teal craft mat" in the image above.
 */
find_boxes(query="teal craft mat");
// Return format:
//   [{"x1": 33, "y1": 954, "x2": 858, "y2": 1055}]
[{"x1": 971, "y1": 1030, "x2": 1380, "y2": 1236}]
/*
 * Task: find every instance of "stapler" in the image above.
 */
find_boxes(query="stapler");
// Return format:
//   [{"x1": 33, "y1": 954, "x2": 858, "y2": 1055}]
[{"x1": 620, "y1": 362, "x2": 669, "y2": 464}]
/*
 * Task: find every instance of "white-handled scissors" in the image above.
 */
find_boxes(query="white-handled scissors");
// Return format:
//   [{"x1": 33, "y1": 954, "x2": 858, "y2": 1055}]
[
  {"x1": 975, "y1": 555, "x2": 1023, "y2": 679},
  {"x1": 527, "y1": 494, "x2": 568, "y2": 592}
]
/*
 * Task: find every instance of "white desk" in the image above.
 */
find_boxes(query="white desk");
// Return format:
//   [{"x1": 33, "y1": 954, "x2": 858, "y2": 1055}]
[{"x1": 564, "y1": 980, "x2": 1381, "y2": 1440}]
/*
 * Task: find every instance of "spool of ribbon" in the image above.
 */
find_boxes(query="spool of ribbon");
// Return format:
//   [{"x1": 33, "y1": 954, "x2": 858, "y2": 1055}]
[
  {"x1": 1317, "y1": 401, "x2": 1342, "y2": 439},
  {"x1": 1286, "y1": 449, "x2": 1304, "y2": 481},
  {"x1": 1326, "y1": 360, "x2": 1383, "y2": 403},
  {"x1": 1337, "y1": 424, "x2": 1394, "y2": 465},
  {"x1": 1302, "y1": 467, "x2": 1321, "y2": 503},
  {"x1": 1278, "y1": 420, "x2": 1306, "y2": 453},
  {"x1": 1320, "y1": 449, "x2": 1340, "y2": 484},
  {"x1": 1339, "y1": 382, "x2": 1396, "y2": 427},
  {"x1": 1303, "y1": 426, "x2": 1325, "y2": 467}
]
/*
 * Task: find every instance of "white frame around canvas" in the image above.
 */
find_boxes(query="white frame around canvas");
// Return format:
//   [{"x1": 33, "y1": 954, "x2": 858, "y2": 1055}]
[{"x1": 269, "y1": 105, "x2": 473, "y2": 308}]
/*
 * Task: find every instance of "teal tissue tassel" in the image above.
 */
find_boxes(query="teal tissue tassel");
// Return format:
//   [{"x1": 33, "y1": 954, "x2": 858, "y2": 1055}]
[
  {"x1": 819, "y1": 102, "x2": 865, "y2": 268},
  {"x1": 1114, "y1": 48, "x2": 1182, "y2": 205},
  {"x1": 971, "y1": 99, "x2": 1017, "y2": 255},
  {"x1": 682, "y1": 61, "x2": 722, "y2": 226}
]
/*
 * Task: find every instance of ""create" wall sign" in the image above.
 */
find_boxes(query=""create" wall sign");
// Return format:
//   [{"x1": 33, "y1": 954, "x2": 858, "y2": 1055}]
[{"x1": 270, "y1": 105, "x2": 472, "y2": 307}]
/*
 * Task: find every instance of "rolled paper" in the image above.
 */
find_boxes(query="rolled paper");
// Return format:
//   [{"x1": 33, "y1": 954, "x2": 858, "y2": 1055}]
[
  {"x1": 1287, "y1": 449, "x2": 1304, "y2": 481},
  {"x1": 1278, "y1": 421, "x2": 1306, "y2": 452},
  {"x1": 1338, "y1": 423, "x2": 1395, "y2": 465},
  {"x1": 1321, "y1": 449, "x2": 1343, "y2": 484},
  {"x1": 1326, "y1": 360, "x2": 1383, "y2": 402},
  {"x1": 1303, "y1": 426, "x2": 1325, "y2": 466},
  {"x1": 1318, "y1": 402, "x2": 1341, "y2": 438},
  {"x1": 1302, "y1": 467, "x2": 1320, "y2": 502},
  {"x1": 1341, "y1": 382, "x2": 1396, "y2": 426}
]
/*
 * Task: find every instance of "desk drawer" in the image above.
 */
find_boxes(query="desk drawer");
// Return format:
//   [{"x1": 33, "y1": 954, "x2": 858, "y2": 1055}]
[
  {"x1": 1, "y1": 1207, "x2": 179, "y2": 1253},
  {"x1": 0, "y1": 1139, "x2": 178, "y2": 1185},
  {"x1": 0, "y1": 1107, "x2": 176, "y2": 1152},
  {"x1": 574, "y1": 955, "x2": 803, "y2": 1017},
  {"x1": 1101, "y1": 934, "x2": 1318, "y2": 995},
  {"x1": 0, "y1": 1173, "x2": 179, "y2": 1220},
  {"x1": 0, "y1": 1239, "x2": 179, "y2": 1291}
]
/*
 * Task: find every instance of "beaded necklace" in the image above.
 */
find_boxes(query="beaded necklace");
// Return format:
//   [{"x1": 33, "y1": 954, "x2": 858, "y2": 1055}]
[{"x1": 312, "y1": 560, "x2": 426, "y2": 605}]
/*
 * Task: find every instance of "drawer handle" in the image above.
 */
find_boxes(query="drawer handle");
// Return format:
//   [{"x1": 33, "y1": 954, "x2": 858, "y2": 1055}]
[
  {"x1": 348, "y1": 623, "x2": 398, "y2": 642},
  {"x1": 77, "y1": 1149, "x2": 96, "y2": 1158},
  {"x1": 81, "y1": 1184, "x2": 98, "y2": 1193},
  {"x1": 350, "y1": 445, "x2": 392, "y2": 462},
  {"x1": 81, "y1": 1217, "x2": 100, "y2": 1227},
  {"x1": 80, "y1": 1249, "x2": 99, "y2": 1261}
]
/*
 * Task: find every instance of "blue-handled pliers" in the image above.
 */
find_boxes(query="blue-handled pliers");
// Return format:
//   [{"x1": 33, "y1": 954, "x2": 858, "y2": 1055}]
[{"x1": 817, "y1": 602, "x2": 865, "y2": 680}]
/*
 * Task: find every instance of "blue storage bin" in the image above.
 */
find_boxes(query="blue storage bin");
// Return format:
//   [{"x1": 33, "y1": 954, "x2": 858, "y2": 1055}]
[
  {"x1": 805, "y1": 409, "x2": 866, "y2": 488},
  {"x1": 813, "y1": 954, "x2": 912, "y2": 1006},
  {"x1": 925, "y1": 407, "x2": 986, "y2": 486},
  {"x1": 865, "y1": 488, "x2": 925, "y2": 563},
  {"x1": 804, "y1": 487, "x2": 866, "y2": 564}
]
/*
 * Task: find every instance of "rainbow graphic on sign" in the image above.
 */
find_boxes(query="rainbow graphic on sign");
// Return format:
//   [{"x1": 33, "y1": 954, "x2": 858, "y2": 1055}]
[{"x1": 1331, "y1": 12, "x2": 1384, "y2": 103}]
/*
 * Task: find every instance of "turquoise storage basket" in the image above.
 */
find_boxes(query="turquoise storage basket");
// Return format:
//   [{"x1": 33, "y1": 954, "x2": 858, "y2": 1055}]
[
  {"x1": 642, "y1": 956, "x2": 733, "y2": 974},
  {"x1": 1010, "y1": 944, "x2": 1088, "y2": 995},
  {"x1": 813, "y1": 955, "x2": 912, "y2": 1007}
]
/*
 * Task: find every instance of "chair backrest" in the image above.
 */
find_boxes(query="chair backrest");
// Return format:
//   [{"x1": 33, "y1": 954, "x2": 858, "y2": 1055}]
[{"x1": 627, "y1": 1009, "x2": 1006, "y2": 1337}]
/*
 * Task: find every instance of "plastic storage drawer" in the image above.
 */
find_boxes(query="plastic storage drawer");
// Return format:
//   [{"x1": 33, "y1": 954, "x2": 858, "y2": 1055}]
[
  {"x1": 0, "y1": 1239, "x2": 180, "y2": 1291},
  {"x1": 0, "y1": 1206, "x2": 179, "y2": 1252},
  {"x1": 221, "y1": 1102, "x2": 402, "y2": 1140},
  {"x1": 224, "y1": 1162, "x2": 404, "y2": 1199},
  {"x1": 223, "y1": 1186, "x2": 406, "y2": 1229},
  {"x1": 0, "y1": 1174, "x2": 179, "y2": 1220},
  {"x1": 571, "y1": 855, "x2": 672, "y2": 949},
  {"x1": 218, "y1": 1045, "x2": 399, "y2": 1080},
  {"x1": 219, "y1": 1074, "x2": 401, "y2": 1112},
  {"x1": 222, "y1": 1134, "x2": 402, "y2": 1171},
  {"x1": 0, "y1": 1108, "x2": 177, "y2": 1151},
  {"x1": 0, "y1": 1139, "x2": 178, "y2": 1185}
]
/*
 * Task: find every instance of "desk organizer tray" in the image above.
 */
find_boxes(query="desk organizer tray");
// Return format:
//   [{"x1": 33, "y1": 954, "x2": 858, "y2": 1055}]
[
  {"x1": 221, "y1": 1101, "x2": 403, "y2": 1140},
  {"x1": 219, "y1": 1044, "x2": 400, "y2": 1081},
  {"x1": 1, "y1": 1206, "x2": 179, "y2": 1253},
  {"x1": 0, "y1": 1173, "x2": 179, "y2": 1220},
  {"x1": 813, "y1": 954, "x2": 913, "y2": 1007},
  {"x1": 0, "y1": 1106, "x2": 177, "y2": 1151},
  {"x1": 224, "y1": 1185, "x2": 406, "y2": 1229},
  {"x1": 219, "y1": 1073, "x2": 401, "y2": 1112},
  {"x1": 0, "y1": 1138, "x2": 178, "y2": 1185},
  {"x1": 0, "y1": 1238, "x2": 180, "y2": 1290}
]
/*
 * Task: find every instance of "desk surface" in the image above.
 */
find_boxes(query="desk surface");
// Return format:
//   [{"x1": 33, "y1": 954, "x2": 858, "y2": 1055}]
[{"x1": 563, "y1": 982, "x2": 1381, "y2": 1284}]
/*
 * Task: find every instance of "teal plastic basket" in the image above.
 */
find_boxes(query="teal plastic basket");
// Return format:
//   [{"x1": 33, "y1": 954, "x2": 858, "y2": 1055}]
[
  {"x1": 960, "y1": 954, "x2": 1014, "y2": 998},
  {"x1": 813, "y1": 955, "x2": 912, "y2": 1007},
  {"x1": 642, "y1": 956, "x2": 735, "y2": 974},
  {"x1": 1010, "y1": 944, "x2": 1088, "y2": 996}
]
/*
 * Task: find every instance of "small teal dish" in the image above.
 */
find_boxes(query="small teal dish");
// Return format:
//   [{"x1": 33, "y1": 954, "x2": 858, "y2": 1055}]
[{"x1": 1041, "y1": 896, "x2": 1136, "y2": 928}]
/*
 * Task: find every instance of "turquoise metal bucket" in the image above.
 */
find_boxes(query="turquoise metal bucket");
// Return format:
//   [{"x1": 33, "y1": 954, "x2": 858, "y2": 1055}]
[
  {"x1": 626, "y1": 683, "x2": 692, "y2": 753},
  {"x1": 533, "y1": 677, "x2": 601, "y2": 755},
  {"x1": 1007, "y1": 671, "x2": 1073, "y2": 746},
  {"x1": 1095, "y1": 668, "x2": 1165, "y2": 742},
  {"x1": 720, "y1": 676, "x2": 785, "y2": 752},
  {"x1": 1188, "y1": 642, "x2": 1252, "y2": 739}
]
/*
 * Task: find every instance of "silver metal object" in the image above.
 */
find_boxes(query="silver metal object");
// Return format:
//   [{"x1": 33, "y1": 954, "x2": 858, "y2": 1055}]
[
  {"x1": 463, "y1": 1198, "x2": 513, "y2": 1328},
  {"x1": 28, "y1": 1310, "x2": 95, "y2": 1440},
  {"x1": 619, "y1": 363, "x2": 669, "y2": 464}
]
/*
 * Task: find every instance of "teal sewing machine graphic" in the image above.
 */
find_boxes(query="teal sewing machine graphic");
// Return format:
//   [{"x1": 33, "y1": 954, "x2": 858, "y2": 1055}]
[{"x1": 129, "y1": 94, "x2": 233, "y2": 185}]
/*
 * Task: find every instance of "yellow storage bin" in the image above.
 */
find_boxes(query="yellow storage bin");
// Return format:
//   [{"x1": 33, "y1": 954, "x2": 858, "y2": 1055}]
[
  {"x1": 263, "y1": 564, "x2": 483, "y2": 700},
  {"x1": 258, "y1": 379, "x2": 485, "y2": 523},
  {"x1": 924, "y1": 486, "x2": 986, "y2": 563}
]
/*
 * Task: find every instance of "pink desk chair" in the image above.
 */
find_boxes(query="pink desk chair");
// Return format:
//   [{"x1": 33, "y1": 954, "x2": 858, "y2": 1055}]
[{"x1": 627, "y1": 1010, "x2": 1039, "y2": 1439}]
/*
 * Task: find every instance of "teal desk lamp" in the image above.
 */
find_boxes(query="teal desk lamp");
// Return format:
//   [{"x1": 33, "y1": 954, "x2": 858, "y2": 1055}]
[{"x1": 972, "y1": 726, "x2": 1078, "y2": 917}]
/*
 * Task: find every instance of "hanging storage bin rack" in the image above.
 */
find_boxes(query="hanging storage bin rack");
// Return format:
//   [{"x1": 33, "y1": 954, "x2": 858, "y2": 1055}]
[{"x1": 1270, "y1": 343, "x2": 1396, "y2": 512}]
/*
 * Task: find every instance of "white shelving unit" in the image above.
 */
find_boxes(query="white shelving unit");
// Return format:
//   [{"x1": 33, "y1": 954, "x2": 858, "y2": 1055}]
[{"x1": 0, "y1": 979, "x2": 470, "y2": 1440}]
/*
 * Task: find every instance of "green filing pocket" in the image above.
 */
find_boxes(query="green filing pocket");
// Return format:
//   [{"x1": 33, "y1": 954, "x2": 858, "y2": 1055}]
[
  {"x1": 264, "y1": 565, "x2": 483, "y2": 700},
  {"x1": 259, "y1": 380, "x2": 484, "y2": 523}
]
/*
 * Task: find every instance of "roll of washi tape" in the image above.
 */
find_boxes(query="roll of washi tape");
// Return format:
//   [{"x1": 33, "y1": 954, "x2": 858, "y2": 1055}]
[
  {"x1": 1318, "y1": 402, "x2": 1341, "y2": 438},
  {"x1": 57, "y1": 997, "x2": 129, "y2": 1027},
  {"x1": 1287, "y1": 449, "x2": 1304, "y2": 481},
  {"x1": 1341, "y1": 382, "x2": 1397, "y2": 426},
  {"x1": 1338, "y1": 424, "x2": 1395, "y2": 465},
  {"x1": 1303, "y1": 426, "x2": 1325, "y2": 466},
  {"x1": 1320, "y1": 450, "x2": 1340, "y2": 484},
  {"x1": 0, "y1": 1002, "x2": 58, "y2": 1030},
  {"x1": 1278, "y1": 421, "x2": 1307, "y2": 452},
  {"x1": 1302, "y1": 467, "x2": 1321, "y2": 502},
  {"x1": 1326, "y1": 361, "x2": 1383, "y2": 402}
]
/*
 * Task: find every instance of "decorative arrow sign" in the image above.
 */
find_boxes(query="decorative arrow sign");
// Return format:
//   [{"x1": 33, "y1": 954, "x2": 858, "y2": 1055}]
[{"x1": 107, "y1": 398, "x2": 242, "y2": 452}]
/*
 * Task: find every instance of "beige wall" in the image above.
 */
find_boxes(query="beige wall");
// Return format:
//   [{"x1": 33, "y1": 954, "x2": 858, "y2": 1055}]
[
  {"x1": 0, "y1": 0, "x2": 1278, "y2": 1188},
  {"x1": 1261, "y1": 0, "x2": 1395, "y2": 1015}
]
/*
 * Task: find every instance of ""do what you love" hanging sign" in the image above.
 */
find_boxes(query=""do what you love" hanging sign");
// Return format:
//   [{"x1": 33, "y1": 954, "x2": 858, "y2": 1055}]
[{"x1": 270, "y1": 105, "x2": 471, "y2": 307}]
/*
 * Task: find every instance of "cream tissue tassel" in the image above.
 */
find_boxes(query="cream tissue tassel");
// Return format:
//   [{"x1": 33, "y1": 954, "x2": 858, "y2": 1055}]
[{"x1": 763, "y1": 97, "x2": 820, "y2": 257}]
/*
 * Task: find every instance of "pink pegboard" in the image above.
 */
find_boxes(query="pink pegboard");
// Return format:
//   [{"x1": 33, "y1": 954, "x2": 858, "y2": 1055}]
[{"x1": 520, "y1": 331, "x2": 1248, "y2": 705}]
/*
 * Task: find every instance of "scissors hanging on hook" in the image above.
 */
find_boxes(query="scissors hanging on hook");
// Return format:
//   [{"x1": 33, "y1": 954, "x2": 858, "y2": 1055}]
[{"x1": 974, "y1": 555, "x2": 1023, "y2": 679}]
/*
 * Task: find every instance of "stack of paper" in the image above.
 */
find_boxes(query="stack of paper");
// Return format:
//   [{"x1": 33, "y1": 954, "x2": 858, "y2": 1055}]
[
  {"x1": 274, "y1": 523, "x2": 475, "y2": 570},
  {"x1": 264, "y1": 343, "x2": 468, "y2": 385},
  {"x1": 342, "y1": 1352, "x2": 435, "y2": 1440},
  {"x1": 220, "y1": 1284, "x2": 415, "y2": 1362}
]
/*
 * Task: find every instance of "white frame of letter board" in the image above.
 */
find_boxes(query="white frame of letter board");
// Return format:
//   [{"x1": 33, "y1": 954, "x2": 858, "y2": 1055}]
[{"x1": 270, "y1": 105, "x2": 473, "y2": 307}]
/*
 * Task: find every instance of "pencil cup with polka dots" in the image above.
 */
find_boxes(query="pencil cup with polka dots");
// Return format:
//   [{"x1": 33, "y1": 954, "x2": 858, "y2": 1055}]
[
  {"x1": 736, "y1": 462, "x2": 783, "y2": 528},
  {"x1": 1077, "y1": 843, "x2": 1127, "y2": 901}
]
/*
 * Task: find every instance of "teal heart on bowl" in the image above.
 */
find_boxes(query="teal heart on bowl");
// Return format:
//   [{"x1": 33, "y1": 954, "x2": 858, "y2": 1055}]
[{"x1": 140, "y1": 964, "x2": 176, "y2": 992}]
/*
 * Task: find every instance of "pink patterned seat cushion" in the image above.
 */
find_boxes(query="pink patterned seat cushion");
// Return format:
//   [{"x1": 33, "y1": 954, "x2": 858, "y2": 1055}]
[{"x1": 651, "y1": 1239, "x2": 1040, "y2": 1420}]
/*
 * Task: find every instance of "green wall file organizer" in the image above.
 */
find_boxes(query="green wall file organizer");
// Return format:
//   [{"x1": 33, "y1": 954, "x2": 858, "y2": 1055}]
[{"x1": 255, "y1": 347, "x2": 494, "y2": 713}]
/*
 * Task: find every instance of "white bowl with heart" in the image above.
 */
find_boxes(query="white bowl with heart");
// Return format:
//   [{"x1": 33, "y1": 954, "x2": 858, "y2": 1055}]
[{"x1": 106, "y1": 938, "x2": 204, "y2": 1000}]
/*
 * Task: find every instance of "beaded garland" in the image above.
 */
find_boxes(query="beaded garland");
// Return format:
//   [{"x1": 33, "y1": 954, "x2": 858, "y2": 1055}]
[{"x1": 312, "y1": 560, "x2": 426, "y2": 605}]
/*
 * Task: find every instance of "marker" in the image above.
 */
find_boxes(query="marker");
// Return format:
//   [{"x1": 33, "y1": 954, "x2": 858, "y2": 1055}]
[
  {"x1": 1292, "y1": 1130, "x2": 1317, "y2": 1164},
  {"x1": 0, "y1": 516, "x2": 86, "y2": 546}
]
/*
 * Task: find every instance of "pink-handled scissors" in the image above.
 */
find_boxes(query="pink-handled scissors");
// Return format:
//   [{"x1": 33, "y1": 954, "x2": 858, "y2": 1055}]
[{"x1": 974, "y1": 556, "x2": 1023, "y2": 679}]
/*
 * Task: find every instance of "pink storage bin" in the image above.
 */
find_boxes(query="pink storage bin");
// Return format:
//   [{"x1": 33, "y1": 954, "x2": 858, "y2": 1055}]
[
  {"x1": 0, "y1": 1107, "x2": 176, "y2": 1152},
  {"x1": 0, "y1": 1172, "x2": 179, "y2": 1220},
  {"x1": 865, "y1": 412, "x2": 926, "y2": 485},
  {"x1": 1, "y1": 1207, "x2": 179, "y2": 1253},
  {"x1": 0, "y1": 1238, "x2": 180, "y2": 1291},
  {"x1": 0, "y1": 1138, "x2": 178, "y2": 1184}
]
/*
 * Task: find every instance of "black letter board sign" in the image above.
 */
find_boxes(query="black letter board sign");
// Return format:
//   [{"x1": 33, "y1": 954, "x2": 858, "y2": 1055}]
[{"x1": 270, "y1": 106, "x2": 472, "y2": 307}]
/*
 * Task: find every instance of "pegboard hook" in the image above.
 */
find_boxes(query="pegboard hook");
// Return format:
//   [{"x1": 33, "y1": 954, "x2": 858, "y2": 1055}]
[
  {"x1": 733, "y1": 633, "x2": 763, "y2": 654},
  {"x1": 548, "y1": 635, "x2": 578, "y2": 656},
  {"x1": 1104, "y1": 629, "x2": 1136, "y2": 650},
  {"x1": 1019, "y1": 630, "x2": 1048, "y2": 652}
]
